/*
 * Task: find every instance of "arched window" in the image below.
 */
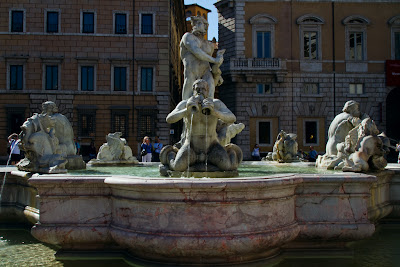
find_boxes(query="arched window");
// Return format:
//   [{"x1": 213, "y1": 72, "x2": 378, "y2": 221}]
[
  {"x1": 343, "y1": 15, "x2": 370, "y2": 61},
  {"x1": 297, "y1": 14, "x2": 325, "y2": 61},
  {"x1": 249, "y1": 14, "x2": 278, "y2": 58},
  {"x1": 185, "y1": 10, "x2": 192, "y2": 21}
]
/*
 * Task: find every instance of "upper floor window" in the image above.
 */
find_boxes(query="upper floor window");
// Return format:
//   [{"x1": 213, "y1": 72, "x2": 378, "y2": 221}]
[
  {"x1": 46, "y1": 65, "x2": 58, "y2": 90},
  {"x1": 343, "y1": 15, "x2": 370, "y2": 61},
  {"x1": 250, "y1": 14, "x2": 277, "y2": 58},
  {"x1": 297, "y1": 14, "x2": 325, "y2": 60},
  {"x1": 11, "y1": 10, "x2": 24, "y2": 32},
  {"x1": 10, "y1": 65, "x2": 23, "y2": 90},
  {"x1": 82, "y1": 12, "x2": 94, "y2": 33},
  {"x1": 140, "y1": 67, "x2": 153, "y2": 92},
  {"x1": 141, "y1": 14, "x2": 153, "y2": 35},
  {"x1": 389, "y1": 15, "x2": 400, "y2": 60},
  {"x1": 46, "y1": 11, "x2": 59, "y2": 33},
  {"x1": 114, "y1": 66, "x2": 127, "y2": 91},
  {"x1": 81, "y1": 66, "x2": 94, "y2": 91},
  {"x1": 115, "y1": 13, "x2": 127, "y2": 34}
]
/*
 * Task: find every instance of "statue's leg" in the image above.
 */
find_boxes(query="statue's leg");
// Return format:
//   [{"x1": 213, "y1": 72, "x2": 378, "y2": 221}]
[
  {"x1": 169, "y1": 143, "x2": 196, "y2": 172},
  {"x1": 182, "y1": 75, "x2": 197, "y2": 100},
  {"x1": 207, "y1": 142, "x2": 234, "y2": 171},
  {"x1": 202, "y1": 72, "x2": 215, "y2": 99}
]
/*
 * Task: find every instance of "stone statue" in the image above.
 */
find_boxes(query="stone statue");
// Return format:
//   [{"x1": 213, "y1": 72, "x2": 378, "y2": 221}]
[
  {"x1": 88, "y1": 132, "x2": 138, "y2": 166},
  {"x1": 17, "y1": 101, "x2": 85, "y2": 173},
  {"x1": 316, "y1": 100, "x2": 388, "y2": 172},
  {"x1": 180, "y1": 15, "x2": 224, "y2": 100},
  {"x1": 264, "y1": 130, "x2": 299, "y2": 162},
  {"x1": 160, "y1": 79, "x2": 243, "y2": 176}
]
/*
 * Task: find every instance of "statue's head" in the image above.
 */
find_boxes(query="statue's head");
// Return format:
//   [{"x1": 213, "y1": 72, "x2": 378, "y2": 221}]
[
  {"x1": 190, "y1": 16, "x2": 208, "y2": 36},
  {"x1": 193, "y1": 79, "x2": 209, "y2": 98},
  {"x1": 42, "y1": 101, "x2": 58, "y2": 115},
  {"x1": 342, "y1": 100, "x2": 361, "y2": 118}
]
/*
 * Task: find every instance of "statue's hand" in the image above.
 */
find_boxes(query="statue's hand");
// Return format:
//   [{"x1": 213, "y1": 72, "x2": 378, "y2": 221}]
[
  {"x1": 187, "y1": 98, "x2": 200, "y2": 114},
  {"x1": 202, "y1": 98, "x2": 214, "y2": 115},
  {"x1": 214, "y1": 55, "x2": 224, "y2": 65}
]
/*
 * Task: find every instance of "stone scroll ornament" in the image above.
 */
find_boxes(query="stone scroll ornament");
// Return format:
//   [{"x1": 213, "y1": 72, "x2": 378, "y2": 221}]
[
  {"x1": 264, "y1": 130, "x2": 299, "y2": 163},
  {"x1": 88, "y1": 132, "x2": 138, "y2": 166},
  {"x1": 316, "y1": 100, "x2": 389, "y2": 172},
  {"x1": 17, "y1": 101, "x2": 86, "y2": 174}
]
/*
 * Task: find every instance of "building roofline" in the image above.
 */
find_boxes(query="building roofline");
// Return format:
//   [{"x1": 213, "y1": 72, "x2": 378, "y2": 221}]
[{"x1": 184, "y1": 4, "x2": 212, "y2": 13}]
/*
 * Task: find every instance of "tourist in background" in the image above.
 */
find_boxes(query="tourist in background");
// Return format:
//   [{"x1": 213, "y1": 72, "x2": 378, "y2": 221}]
[
  {"x1": 251, "y1": 144, "x2": 261, "y2": 161},
  {"x1": 89, "y1": 141, "x2": 97, "y2": 160},
  {"x1": 152, "y1": 136, "x2": 163, "y2": 162},
  {"x1": 74, "y1": 137, "x2": 81, "y2": 155},
  {"x1": 396, "y1": 143, "x2": 400, "y2": 163},
  {"x1": 141, "y1": 136, "x2": 153, "y2": 162},
  {"x1": 8, "y1": 133, "x2": 21, "y2": 165},
  {"x1": 308, "y1": 146, "x2": 318, "y2": 162}
]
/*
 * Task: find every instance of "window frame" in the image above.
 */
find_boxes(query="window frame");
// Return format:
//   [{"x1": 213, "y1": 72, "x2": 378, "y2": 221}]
[
  {"x1": 389, "y1": 15, "x2": 400, "y2": 60},
  {"x1": 111, "y1": 65, "x2": 129, "y2": 92},
  {"x1": 79, "y1": 65, "x2": 96, "y2": 91},
  {"x1": 140, "y1": 67, "x2": 154, "y2": 92},
  {"x1": 6, "y1": 60, "x2": 26, "y2": 91},
  {"x1": 256, "y1": 83, "x2": 272, "y2": 95},
  {"x1": 303, "y1": 119, "x2": 319, "y2": 146},
  {"x1": 349, "y1": 83, "x2": 364, "y2": 95},
  {"x1": 343, "y1": 15, "x2": 370, "y2": 61},
  {"x1": 137, "y1": 66, "x2": 155, "y2": 94},
  {"x1": 113, "y1": 11, "x2": 129, "y2": 35},
  {"x1": 137, "y1": 108, "x2": 157, "y2": 141},
  {"x1": 45, "y1": 9, "x2": 61, "y2": 33},
  {"x1": 250, "y1": 14, "x2": 277, "y2": 58},
  {"x1": 140, "y1": 13, "x2": 154, "y2": 35},
  {"x1": 77, "y1": 107, "x2": 97, "y2": 138},
  {"x1": 111, "y1": 108, "x2": 130, "y2": 138},
  {"x1": 256, "y1": 119, "x2": 273, "y2": 146},
  {"x1": 44, "y1": 65, "x2": 59, "y2": 90},
  {"x1": 9, "y1": 65, "x2": 24, "y2": 90},
  {"x1": 9, "y1": 9, "x2": 25, "y2": 33},
  {"x1": 297, "y1": 14, "x2": 324, "y2": 61},
  {"x1": 302, "y1": 83, "x2": 320, "y2": 95},
  {"x1": 81, "y1": 10, "x2": 96, "y2": 34}
]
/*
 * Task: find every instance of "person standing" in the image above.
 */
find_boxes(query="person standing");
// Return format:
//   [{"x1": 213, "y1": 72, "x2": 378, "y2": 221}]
[
  {"x1": 396, "y1": 143, "x2": 400, "y2": 164},
  {"x1": 141, "y1": 136, "x2": 153, "y2": 162},
  {"x1": 8, "y1": 133, "x2": 21, "y2": 165},
  {"x1": 251, "y1": 144, "x2": 261, "y2": 160},
  {"x1": 152, "y1": 136, "x2": 163, "y2": 162},
  {"x1": 308, "y1": 146, "x2": 318, "y2": 162}
]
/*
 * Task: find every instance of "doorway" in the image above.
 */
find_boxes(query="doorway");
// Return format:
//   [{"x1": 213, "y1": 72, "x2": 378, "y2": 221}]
[{"x1": 386, "y1": 87, "x2": 400, "y2": 162}]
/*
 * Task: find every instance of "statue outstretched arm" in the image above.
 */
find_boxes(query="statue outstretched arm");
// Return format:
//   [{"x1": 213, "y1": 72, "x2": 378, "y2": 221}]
[
  {"x1": 181, "y1": 33, "x2": 222, "y2": 65},
  {"x1": 166, "y1": 101, "x2": 188, "y2": 124}
]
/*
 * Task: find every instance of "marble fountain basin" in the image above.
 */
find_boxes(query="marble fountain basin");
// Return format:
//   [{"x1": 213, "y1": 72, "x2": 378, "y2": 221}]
[{"x1": 0, "y1": 162, "x2": 396, "y2": 265}]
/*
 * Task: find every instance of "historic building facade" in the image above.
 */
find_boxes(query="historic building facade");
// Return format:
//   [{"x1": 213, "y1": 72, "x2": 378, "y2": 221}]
[
  {"x1": 215, "y1": 0, "x2": 400, "y2": 159},
  {"x1": 0, "y1": 0, "x2": 185, "y2": 159}
]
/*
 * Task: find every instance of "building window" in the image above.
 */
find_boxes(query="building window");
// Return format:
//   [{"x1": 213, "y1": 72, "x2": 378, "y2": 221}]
[
  {"x1": 257, "y1": 84, "x2": 272, "y2": 94},
  {"x1": 81, "y1": 66, "x2": 94, "y2": 91},
  {"x1": 11, "y1": 10, "x2": 24, "y2": 32},
  {"x1": 395, "y1": 32, "x2": 400, "y2": 60},
  {"x1": 256, "y1": 32, "x2": 271, "y2": 58},
  {"x1": 46, "y1": 11, "x2": 59, "y2": 33},
  {"x1": 45, "y1": 65, "x2": 58, "y2": 90},
  {"x1": 141, "y1": 14, "x2": 153, "y2": 34},
  {"x1": 297, "y1": 14, "x2": 324, "y2": 61},
  {"x1": 303, "y1": 31, "x2": 318, "y2": 60},
  {"x1": 137, "y1": 108, "x2": 157, "y2": 140},
  {"x1": 141, "y1": 67, "x2": 153, "y2": 92},
  {"x1": 185, "y1": 11, "x2": 192, "y2": 21},
  {"x1": 114, "y1": 67, "x2": 127, "y2": 91},
  {"x1": 78, "y1": 109, "x2": 96, "y2": 137},
  {"x1": 250, "y1": 14, "x2": 277, "y2": 58},
  {"x1": 343, "y1": 15, "x2": 370, "y2": 61},
  {"x1": 349, "y1": 32, "x2": 363, "y2": 60},
  {"x1": 10, "y1": 65, "x2": 23, "y2": 90},
  {"x1": 303, "y1": 83, "x2": 319, "y2": 94},
  {"x1": 115, "y1": 13, "x2": 127, "y2": 34},
  {"x1": 389, "y1": 16, "x2": 400, "y2": 60},
  {"x1": 111, "y1": 109, "x2": 129, "y2": 137},
  {"x1": 349, "y1": 83, "x2": 363, "y2": 94},
  {"x1": 82, "y1": 12, "x2": 94, "y2": 33},
  {"x1": 304, "y1": 120, "x2": 318, "y2": 145},
  {"x1": 258, "y1": 121, "x2": 272, "y2": 145}
]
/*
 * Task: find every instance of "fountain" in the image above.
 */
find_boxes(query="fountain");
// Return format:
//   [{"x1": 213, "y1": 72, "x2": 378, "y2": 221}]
[
  {"x1": 0, "y1": 16, "x2": 399, "y2": 266},
  {"x1": 263, "y1": 130, "x2": 299, "y2": 162}
]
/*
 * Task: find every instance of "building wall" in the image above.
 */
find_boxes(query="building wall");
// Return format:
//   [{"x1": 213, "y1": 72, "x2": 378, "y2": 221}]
[
  {"x1": 0, "y1": 0, "x2": 185, "y2": 159},
  {"x1": 216, "y1": 0, "x2": 400, "y2": 159}
]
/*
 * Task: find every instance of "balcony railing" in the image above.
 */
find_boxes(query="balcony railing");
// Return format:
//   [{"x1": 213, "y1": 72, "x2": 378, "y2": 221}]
[{"x1": 230, "y1": 58, "x2": 286, "y2": 71}]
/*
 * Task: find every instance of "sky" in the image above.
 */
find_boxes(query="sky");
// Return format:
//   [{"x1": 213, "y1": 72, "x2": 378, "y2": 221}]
[{"x1": 184, "y1": 0, "x2": 219, "y2": 41}]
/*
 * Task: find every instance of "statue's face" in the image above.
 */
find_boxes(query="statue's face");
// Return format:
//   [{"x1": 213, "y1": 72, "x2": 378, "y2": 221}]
[
  {"x1": 192, "y1": 19, "x2": 207, "y2": 35},
  {"x1": 194, "y1": 84, "x2": 208, "y2": 97}
]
